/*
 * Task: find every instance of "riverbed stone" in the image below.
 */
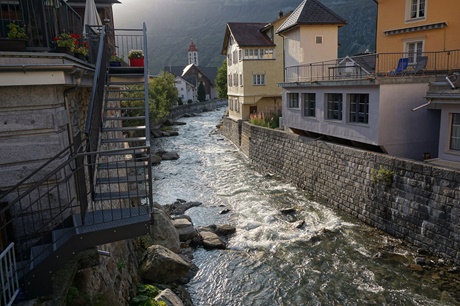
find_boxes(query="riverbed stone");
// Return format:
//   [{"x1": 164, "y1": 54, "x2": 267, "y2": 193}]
[
  {"x1": 151, "y1": 130, "x2": 163, "y2": 138},
  {"x1": 150, "y1": 208, "x2": 181, "y2": 253},
  {"x1": 163, "y1": 201, "x2": 202, "y2": 215},
  {"x1": 140, "y1": 245, "x2": 191, "y2": 283},
  {"x1": 155, "y1": 288, "x2": 184, "y2": 306},
  {"x1": 151, "y1": 154, "x2": 162, "y2": 165},
  {"x1": 177, "y1": 226, "x2": 199, "y2": 242},
  {"x1": 215, "y1": 224, "x2": 236, "y2": 236},
  {"x1": 199, "y1": 230, "x2": 226, "y2": 250},
  {"x1": 162, "y1": 151, "x2": 180, "y2": 160},
  {"x1": 164, "y1": 119, "x2": 175, "y2": 126}
]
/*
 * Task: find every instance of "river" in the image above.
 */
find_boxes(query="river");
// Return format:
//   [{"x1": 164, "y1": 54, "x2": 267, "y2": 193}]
[{"x1": 152, "y1": 107, "x2": 457, "y2": 306}]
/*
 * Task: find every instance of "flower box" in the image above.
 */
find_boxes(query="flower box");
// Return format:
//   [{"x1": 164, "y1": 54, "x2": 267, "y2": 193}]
[{"x1": 129, "y1": 58, "x2": 144, "y2": 67}]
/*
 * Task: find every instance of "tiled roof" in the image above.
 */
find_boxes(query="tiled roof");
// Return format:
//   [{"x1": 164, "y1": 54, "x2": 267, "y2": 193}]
[
  {"x1": 277, "y1": 0, "x2": 346, "y2": 34},
  {"x1": 227, "y1": 23, "x2": 275, "y2": 47}
]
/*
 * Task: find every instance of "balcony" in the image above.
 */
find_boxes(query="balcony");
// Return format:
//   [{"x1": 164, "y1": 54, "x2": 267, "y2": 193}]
[{"x1": 283, "y1": 49, "x2": 460, "y2": 84}]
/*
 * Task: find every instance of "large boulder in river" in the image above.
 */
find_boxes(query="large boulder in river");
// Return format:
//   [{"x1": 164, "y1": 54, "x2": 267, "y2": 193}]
[
  {"x1": 199, "y1": 230, "x2": 226, "y2": 250},
  {"x1": 151, "y1": 154, "x2": 162, "y2": 165},
  {"x1": 140, "y1": 245, "x2": 191, "y2": 283},
  {"x1": 172, "y1": 218, "x2": 199, "y2": 242},
  {"x1": 150, "y1": 208, "x2": 181, "y2": 253}
]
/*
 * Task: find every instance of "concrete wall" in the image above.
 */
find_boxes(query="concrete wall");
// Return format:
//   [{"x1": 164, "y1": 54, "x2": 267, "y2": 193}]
[{"x1": 222, "y1": 117, "x2": 460, "y2": 264}]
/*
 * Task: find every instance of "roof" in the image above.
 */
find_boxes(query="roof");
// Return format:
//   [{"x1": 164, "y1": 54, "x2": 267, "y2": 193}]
[
  {"x1": 277, "y1": 0, "x2": 346, "y2": 34},
  {"x1": 221, "y1": 22, "x2": 275, "y2": 54},
  {"x1": 163, "y1": 65, "x2": 218, "y2": 86},
  {"x1": 188, "y1": 40, "x2": 198, "y2": 52}
]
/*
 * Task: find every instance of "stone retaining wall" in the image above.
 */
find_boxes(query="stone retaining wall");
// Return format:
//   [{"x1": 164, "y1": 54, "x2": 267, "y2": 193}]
[
  {"x1": 169, "y1": 99, "x2": 227, "y2": 119},
  {"x1": 222, "y1": 117, "x2": 460, "y2": 264}
]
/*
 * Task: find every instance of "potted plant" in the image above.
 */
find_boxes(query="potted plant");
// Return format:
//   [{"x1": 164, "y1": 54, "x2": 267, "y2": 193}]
[
  {"x1": 0, "y1": 23, "x2": 28, "y2": 51},
  {"x1": 74, "y1": 40, "x2": 89, "y2": 61},
  {"x1": 54, "y1": 33, "x2": 79, "y2": 55},
  {"x1": 128, "y1": 49, "x2": 144, "y2": 67},
  {"x1": 110, "y1": 53, "x2": 123, "y2": 66}
]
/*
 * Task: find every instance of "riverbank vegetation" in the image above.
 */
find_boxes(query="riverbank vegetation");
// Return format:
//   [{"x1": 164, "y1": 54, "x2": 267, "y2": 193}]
[
  {"x1": 121, "y1": 71, "x2": 178, "y2": 127},
  {"x1": 249, "y1": 110, "x2": 281, "y2": 129}
]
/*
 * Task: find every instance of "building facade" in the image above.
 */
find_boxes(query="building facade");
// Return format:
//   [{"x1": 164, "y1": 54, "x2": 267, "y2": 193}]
[{"x1": 222, "y1": 12, "x2": 289, "y2": 120}]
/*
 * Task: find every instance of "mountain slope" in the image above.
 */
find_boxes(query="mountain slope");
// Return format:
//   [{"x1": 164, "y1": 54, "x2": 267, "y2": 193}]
[{"x1": 113, "y1": 0, "x2": 377, "y2": 75}]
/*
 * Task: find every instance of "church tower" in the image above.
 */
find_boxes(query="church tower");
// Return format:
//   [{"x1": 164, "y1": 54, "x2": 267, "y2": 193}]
[{"x1": 188, "y1": 39, "x2": 199, "y2": 66}]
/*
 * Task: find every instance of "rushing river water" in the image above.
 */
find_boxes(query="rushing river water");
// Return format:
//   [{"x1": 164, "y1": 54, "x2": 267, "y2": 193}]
[{"x1": 152, "y1": 108, "x2": 457, "y2": 306}]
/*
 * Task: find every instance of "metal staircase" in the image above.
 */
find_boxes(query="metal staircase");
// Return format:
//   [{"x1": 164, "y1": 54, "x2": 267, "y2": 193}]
[{"x1": 0, "y1": 23, "x2": 153, "y2": 299}]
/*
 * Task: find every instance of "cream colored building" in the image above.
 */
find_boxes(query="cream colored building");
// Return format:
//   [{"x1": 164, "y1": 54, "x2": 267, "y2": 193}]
[{"x1": 222, "y1": 12, "x2": 289, "y2": 120}]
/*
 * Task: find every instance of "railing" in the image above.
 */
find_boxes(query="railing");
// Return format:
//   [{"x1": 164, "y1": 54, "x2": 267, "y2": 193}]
[
  {"x1": 284, "y1": 49, "x2": 460, "y2": 83},
  {"x1": 112, "y1": 27, "x2": 146, "y2": 64},
  {"x1": 0, "y1": 243, "x2": 19, "y2": 306},
  {"x1": 0, "y1": 137, "x2": 151, "y2": 287},
  {"x1": 0, "y1": 0, "x2": 82, "y2": 51}
]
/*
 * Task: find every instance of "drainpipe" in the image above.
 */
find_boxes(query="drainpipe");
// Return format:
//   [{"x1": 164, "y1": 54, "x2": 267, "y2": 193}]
[
  {"x1": 412, "y1": 99, "x2": 431, "y2": 111},
  {"x1": 63, "y1": 68, "x2": 83, "y2": 147}
]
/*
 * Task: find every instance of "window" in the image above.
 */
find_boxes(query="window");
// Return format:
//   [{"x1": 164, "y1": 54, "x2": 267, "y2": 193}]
[
  {"x1": 408, "y1": 0, "x2": 426, "y2": 19},
  {"x1": 240, "y1": 74, "x2": 243, "y2": 86},
  {"x1": 253, "y1": 74, "x2": 265, "y2": 85},
  {"x1": 243, "y1": 48, "x2": 275, "y2": 60},
  {"x1": 302, "y1": 93, "x2": 315, "y2": 117},
  {"x1": 229, "y1": 98, "x2": 233, "y2": 111},
  {"x1": 233, "y1": 50, "x2": 238, "y2": 63},
  {"x1": 239, "y1": 50, "x2": 242, "y2": 62},
  {"x1": 288, "y1": 93, "x2": 299, "y2": 109},
  {"x1": 451, "y1": 113, "x2": 460, "y2": 150},
  {"x1": 315, "y1": 36, "x2": 323, "y2": 44},
  {"x1": 326, "y1": 93, "x2": 343, "y2": 120},
  {"x1": 349, "y1": 94, "x2": 369, "y2": 124},
  {"x1": 235, "y1": 98, "x2": 240, "y2": 113},
  {"x1": 228, "y1": 74, "x2": 232, "y2": 87},
  {"x1": 234, "y1": 73, "x2": 238, "y2": 86},
  {"x1": 227, "y1": 54, "x2": 232, "y2": 66},
  {"x1": 406, "y1": 40, "x2": 424, "y2": 64}
]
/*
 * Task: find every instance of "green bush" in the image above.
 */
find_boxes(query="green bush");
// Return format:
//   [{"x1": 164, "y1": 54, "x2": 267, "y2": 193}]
[
  {"x1": 371, "y1": 165, "x2": 394, "y2": 187},
  {"x1": 249, "y1": 110, "x2": 281, "y2": 129},
  {"x1": 130, "y1": 284, "x2": 166, "y2": 306}
]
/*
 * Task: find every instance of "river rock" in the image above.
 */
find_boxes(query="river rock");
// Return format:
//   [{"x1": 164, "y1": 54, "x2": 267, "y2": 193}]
[
  {"x1": 151, "y1": 129, "x2": 163, "y2": 138},
  {"x1": 169, "y1": 131, "x2": 179, "y2": 136},
  {"x1": 173, "y1": 218, "x2": 199, "y2": 241},
  {"x1": 293, "y1": 220, "x2": 305, "y2": 228},
  {"x1": 215, "y1": 224, "x2": 236, "y2": 236},
  {"x1": 150, "y1": 208, "x2": 181, "y2": 253},
  {"x1": 199, "y1": 230, "x2": 226, "y2": 250},
  {"x1": 164, "y1": 119, "x2": 175, "y2": 126},
  {"x1": 280, "y1": 208, "x2": 296, "y2": 214},
  {"x1": 220, "y1": 208, "x2": 230, "y2": 214},
  {"x1": 155, "y1": 288, "x2": 184, "y2": 306},
  {"x1": 174, "y1": 121, "x2": 187, "y2": 126},
  {"x1": 164, "y1": 201, "x2": 202, "y2": 215},
  {"x1": 151, "y1": 154, "x2": 162, "y2": 165},
  {"x1": 162, "y1": 152, "x2": 180, "y2": 160},
  {"x1": 172, "y1": 214, "x2": 192, "y2": 222},
  {"x1": 140, "y1": 245, "x2": 191, "y2": 283}
]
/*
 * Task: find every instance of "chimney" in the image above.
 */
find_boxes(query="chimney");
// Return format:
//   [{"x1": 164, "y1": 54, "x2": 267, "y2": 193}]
[{"x1": 278, "y1": 10, "x2": 284, "y2": 19}]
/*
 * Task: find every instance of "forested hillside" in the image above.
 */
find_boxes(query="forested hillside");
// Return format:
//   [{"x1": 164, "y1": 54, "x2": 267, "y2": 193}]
[{"x1": 113, "y1": 0, "x2": 377, "y2": 74}]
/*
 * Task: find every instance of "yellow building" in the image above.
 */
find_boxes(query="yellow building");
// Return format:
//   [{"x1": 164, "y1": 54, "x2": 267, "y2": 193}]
[
  {"x1": 221, "y1": 12, "x2": 289, "y2": 120},
  {"x1": 377, "y1": 0, "x2": 460, "y2": 58}
]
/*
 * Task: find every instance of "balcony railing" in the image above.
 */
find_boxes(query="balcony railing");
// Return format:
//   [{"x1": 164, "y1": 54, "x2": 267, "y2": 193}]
[
  {"x1": 284, "y1": 49, "x2": 460, "y2": 83},
  {"x1": 0, "y1": 0, "x2": 82, "y2": 51},
  {"x1": 0, "y1": 243, "x2": 19, "y2": 306}
]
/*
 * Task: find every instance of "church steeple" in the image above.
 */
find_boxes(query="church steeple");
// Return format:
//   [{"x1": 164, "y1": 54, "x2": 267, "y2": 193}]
[{"x1": 188, "y1": 38, "x2": 199, "y2": 66}]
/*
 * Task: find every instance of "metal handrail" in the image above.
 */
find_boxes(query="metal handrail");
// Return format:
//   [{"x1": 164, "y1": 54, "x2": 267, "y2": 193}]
[
  {"x1": 0, "y1": 243, "x2": 19, "y2": 306},
  {"x1": 284, "y1": 49, "x2": 460, "y2": 83}
]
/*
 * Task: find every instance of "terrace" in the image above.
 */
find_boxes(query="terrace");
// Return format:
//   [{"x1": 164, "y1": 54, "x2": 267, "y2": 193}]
[{"x1": 283, "y1": 50, "x2": 460, "y2": 84}]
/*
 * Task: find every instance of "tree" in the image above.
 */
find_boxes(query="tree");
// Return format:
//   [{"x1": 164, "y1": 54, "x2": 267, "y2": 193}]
[
  {"x1": 215, "y1": 59, "x2": 227, "y2": 99},
  {"x1": 197, "y1": 81, "x2": 206, "y2": 102},
  {"x1": 122, "y1": 71, "x2": 178, "y2": 126}
]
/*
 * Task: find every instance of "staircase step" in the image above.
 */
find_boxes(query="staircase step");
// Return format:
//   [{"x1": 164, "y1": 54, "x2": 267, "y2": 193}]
[
  {"x1": 98, "y1": 160, "x2": 149, "y2": 170},
  {"x1": 103, "y1": 126, "x2": 146, "y2": 132},
  {"x1": 104, "y1": 116, "x2": 145, "y2": 121},
  {"x1": 30, "y1": 244, "x2": 53, "y2": 269},
  {"x1": 96, "y1": 175, "x2": 147, "y2": 184},
  {"x1": 107, "y1": 88, "x2": 144, "y2": 93},
  {"x1": 101, "y1": 137, "x2": 147, "y2": 143},
  {"x1": 106, "y1": 97, "x2": 145, "y2": 102},
  {"x1": 52, "y1": 227, "x2": 76, "y2": 250},
  {"x1": 105, "y1": 107, "x2": 145, "y2": 111},
  {"x1": 108, "y1": 81, "x2": 144, "y2": 86},
  {"x1": 98, "y1": 147, "x2": 148, "y2": 154},
  {"x1": 94, "y1": 190, "x2": 149, "y2": 201}
]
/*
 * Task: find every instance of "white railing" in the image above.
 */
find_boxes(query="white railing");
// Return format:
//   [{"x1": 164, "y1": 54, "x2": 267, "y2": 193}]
[{"x1": 1, "y1": 243, "x2": 19, "y2": 306}]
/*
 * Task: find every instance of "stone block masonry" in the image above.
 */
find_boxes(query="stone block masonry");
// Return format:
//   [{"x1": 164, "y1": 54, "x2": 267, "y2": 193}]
[{"x1": 222, "y1": 117, "x2": 460, "y2": 264}]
